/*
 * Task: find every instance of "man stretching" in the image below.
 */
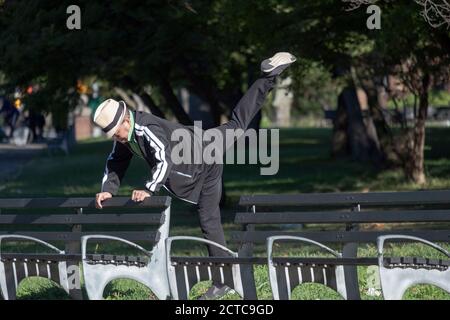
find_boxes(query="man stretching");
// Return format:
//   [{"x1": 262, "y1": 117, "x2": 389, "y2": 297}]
[{"x1": 93, "y1": 52, "x2": 296, "y2": 299}]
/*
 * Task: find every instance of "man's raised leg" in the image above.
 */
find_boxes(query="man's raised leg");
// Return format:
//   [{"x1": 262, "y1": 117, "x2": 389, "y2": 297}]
[{"x1": 205, "y1": 52, "x2": 296, "y2": 152}]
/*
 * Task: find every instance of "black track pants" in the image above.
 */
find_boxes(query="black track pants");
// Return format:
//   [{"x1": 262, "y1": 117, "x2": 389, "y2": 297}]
[{"x1": 197, "y1": 76, "x2": 276, "y2": 257}]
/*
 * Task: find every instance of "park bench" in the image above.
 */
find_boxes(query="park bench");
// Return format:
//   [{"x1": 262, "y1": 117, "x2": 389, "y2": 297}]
[
  {"x1": 0, "y1": 196, "x2": 171, "y2": 300},
  {"x1": 167, "y1": 190, "x2": 450, "y2": 300}
]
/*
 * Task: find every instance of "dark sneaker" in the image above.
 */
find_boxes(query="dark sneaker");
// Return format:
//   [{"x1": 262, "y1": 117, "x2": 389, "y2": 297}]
[
  {"x1": 198, "y1": 284, "x2": 233, "y2": 300},
  {"x1": 261, "y1": 52, "x2": 296, "y2": 76}
]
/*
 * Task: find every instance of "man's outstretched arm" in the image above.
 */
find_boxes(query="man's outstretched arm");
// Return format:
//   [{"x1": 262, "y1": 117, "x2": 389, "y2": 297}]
[{"x1": 96, "y1": 141, "x2": 133, "y2": 208}]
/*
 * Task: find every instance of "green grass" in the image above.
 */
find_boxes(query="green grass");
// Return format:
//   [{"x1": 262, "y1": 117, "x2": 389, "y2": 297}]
[{"x1": 3, "y1": 127, "x2": 450, "y2": 300}]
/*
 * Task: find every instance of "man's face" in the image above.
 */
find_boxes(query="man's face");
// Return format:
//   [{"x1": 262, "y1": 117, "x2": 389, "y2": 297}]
[{"x1": 113, "y1": 118, "x2": 131, "y2": 144}]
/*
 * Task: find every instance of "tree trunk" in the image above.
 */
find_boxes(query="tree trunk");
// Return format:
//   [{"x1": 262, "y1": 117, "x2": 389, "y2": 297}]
[
  {"x1": 176, "y1": 56, "x2": 230, "y2": 126},
  {"x1": 403, "y1": 75, "x2": 429, "y2": 184},
  {"x1": 182, "y1": 68, "x2": 223, "y2": 127},
  {"x1": 139, "y1": 91, "x2": 166, "y2": 119},
  {"x1": 364, "y1": 81, "x2": 402, "y2": 167},
  {"x1": 331, "y1": 89, "x2": 349, "y2": 156},
  {"x1": 114, "y1": 87, "x2": 166, "y2": 119},
  {"x1": 332, "y1": 87, "x2": 381, "y2": 162},
  {"x1": 272, "y1": 77, "x2": 293, "y2": 127},
  {"x1": 114, "y1": 87, "x2": 138, "y2": 109},
  {"x1": 115, "y1": 77, "x2": 167, "y2": 119},
  {"x1": 158, "y1": 75, "x2": 193, "y2": 125}
]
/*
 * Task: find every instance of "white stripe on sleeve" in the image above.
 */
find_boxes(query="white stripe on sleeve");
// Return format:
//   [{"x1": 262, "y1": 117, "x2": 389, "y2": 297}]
[{"x1": 135, "y1": 124, "x2": 168, "y2": 192}]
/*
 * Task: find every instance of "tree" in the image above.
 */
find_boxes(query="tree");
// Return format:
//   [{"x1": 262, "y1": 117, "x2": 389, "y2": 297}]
[
  {"x1": 272, "y1": 0, "x2": 450, "y2": 183},
  {"x1": 1, "y1": 0, "x2": 448, "y2": 185},
  {"x1": 352, "y1": 0, "x2": 450, "y2": 183},
  {"x1": 0, "y1": 0, "x2": 273, "y2": 128}
]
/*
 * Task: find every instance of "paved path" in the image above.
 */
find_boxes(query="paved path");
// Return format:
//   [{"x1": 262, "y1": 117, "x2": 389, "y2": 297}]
[{"x1": 0, "y1": 143, "x2": 47, "y2": 189}]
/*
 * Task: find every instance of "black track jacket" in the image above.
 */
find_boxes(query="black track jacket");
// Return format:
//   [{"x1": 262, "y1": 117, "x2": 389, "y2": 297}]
[{"x1": 101, "y1": 111, "x2": 211, "y2": 204}]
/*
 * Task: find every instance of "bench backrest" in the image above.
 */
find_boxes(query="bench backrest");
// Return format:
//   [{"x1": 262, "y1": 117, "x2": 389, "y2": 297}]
[
  {"x1": 0, "y1": 197, "x2": 171, "y2": 243},
  {"x1": 0, "y1": 196, "x2": 171, "y2": 299},
  {"x1": 232, "y1": 190, "x2": 450, "y2": 299},
  {"x1": 233, "y1": 190, "x2": 450, "y2": 245}
]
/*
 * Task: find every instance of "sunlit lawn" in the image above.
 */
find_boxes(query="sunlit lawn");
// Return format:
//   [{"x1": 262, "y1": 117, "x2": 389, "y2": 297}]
[{"x1": 2, "y1": 127, "x2": 450, "y2": 300}]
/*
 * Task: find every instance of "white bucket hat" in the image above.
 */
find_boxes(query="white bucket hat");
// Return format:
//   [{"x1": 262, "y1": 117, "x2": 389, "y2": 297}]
[{"x1": 93, "y1": 99, "x2": 126, "y2": 138}]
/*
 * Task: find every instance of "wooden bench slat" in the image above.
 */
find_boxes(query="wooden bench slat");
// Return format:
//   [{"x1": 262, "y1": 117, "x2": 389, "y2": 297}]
[
  {"x1": 0, "y1": 196, "x2": 171, "y2": 209},
  {"x1": 234, "y1": 210, "x2": 450, "y2": 224},
  {"x1": 230, "y1": 230, "x2": 450, "y2": 243},
  {"x1": 0, "y1": 213, "x2": 163, "y2": 225},
  {"x1": 239, "y1": 190, "x2": 450, "y2": 207},
  {"x1": 0, "y1": 231, "x2": 158, "y2": 242}
]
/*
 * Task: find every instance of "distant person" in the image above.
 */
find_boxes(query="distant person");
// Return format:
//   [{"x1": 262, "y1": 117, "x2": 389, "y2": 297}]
[
  {"x1": 0, "y1": 96, "x2": 19, "y2": 138},
  {"x1": 93, "y1": 52, "x2": 296, "y2": 299},
  {"x1": 26, "y1": 110, "x2": 46, "y2": 142}
]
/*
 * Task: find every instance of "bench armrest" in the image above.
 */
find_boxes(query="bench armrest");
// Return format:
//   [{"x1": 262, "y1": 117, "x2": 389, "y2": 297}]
[
  {"x1": 81, "y1": 235, "x2": 150, "y2": 260},
  {"x1": 267, "y1": 235, "x2": 342, "y2": 261},
  {"x1": 377, "y1": 235, "x2": 450, "y2": 258},
  {"x1": 0, "y1": 235, "x2": 64, "y2": 256},
  {"x1": 165, "y1": 236, "x2": 237, "y2": 258}
]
